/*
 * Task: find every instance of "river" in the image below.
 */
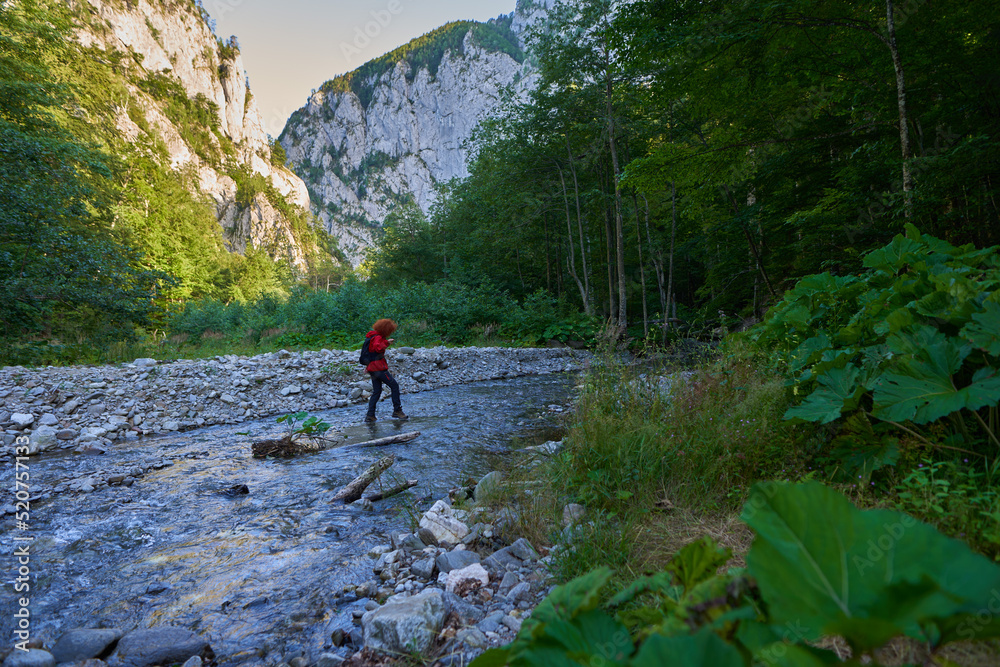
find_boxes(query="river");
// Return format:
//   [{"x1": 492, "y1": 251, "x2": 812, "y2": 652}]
[{"x1": 5, "y1": 373, "x2": 577, "y2": 664}]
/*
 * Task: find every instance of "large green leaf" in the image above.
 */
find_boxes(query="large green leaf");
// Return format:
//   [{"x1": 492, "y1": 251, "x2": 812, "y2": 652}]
[
  {"x1": 873, "y1": 337, "x2": 1000, "y2": 423},
  {"x1": 961, "y1": 301, "x2": 1000, "y2": 356},
  {"x1": 664, "y1": 537, "x2": 732, "y2": 591},
  {"x1": 785, "y1": 364, "x2": 864, "y2": 424},
  {"x1": 540, "y1": 609, "x2": 635, "y2": 665},
  {"x1": 862, "y1": 234, "x2": 925, "y2": 273},
  {"x1": 742, "y1": 482, "x2": 1000, "y2": 652},
  {"x1": 630, "y1": 629, "x2": 745, "y2": 667}
]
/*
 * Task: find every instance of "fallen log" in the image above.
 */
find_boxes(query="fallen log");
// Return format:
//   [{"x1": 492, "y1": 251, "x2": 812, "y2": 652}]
[
  {"x1": 352, "y1": 431, "x2": 421, "y2": 448},
  {"x1": 332, "y1": 455, "x2": 396, "y2": 503},
  {"x1": 366, "y1": 479, "x2": 418, "y2": 502},
  {"x1": 252, "y1": 435, "x2": 327, "y2": 459}
]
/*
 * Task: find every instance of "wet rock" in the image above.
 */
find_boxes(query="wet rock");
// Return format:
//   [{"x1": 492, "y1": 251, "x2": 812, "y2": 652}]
[
  {"x1": 28, "y1": 426, "x2": 59, "y2": 455},
  {"x1": 436, "y1": 550, "x2": 480, "y2": 574},
  {"x1": 56, "y1": 429, "x2": 78, "y2": 440},
  {"x1": 161, "y1": 421, "x2": 180, "y2": 432},
  {"x1": 362, "y1": 588, "x2": 445, "y2": 655},
  {"x1": 1, "y1": 649, "x2": 55, "y2": 667},
  {"x1": 107, "y1": 627, "x2": 211, "y2": 667},
  {"x1": 50, "y1": 628, "x2": 123, "y2": 662},
  {"x1": 445, "y1": 563, "x2": 490, "y2": 594},
  {"x1": 76, "y1": 444, "x2": 107, "y2": 456}
]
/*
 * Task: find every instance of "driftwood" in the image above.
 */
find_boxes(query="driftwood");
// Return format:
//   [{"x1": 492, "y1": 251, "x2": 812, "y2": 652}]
[
  {"x1": 352, "y1": 431, "x2": 421, "y2": 448},
  {"x1": 366, "y1": 479, "x2": 418, "y2": 502},
  {"x1": 332, "y1": 455, "x2": 396, "y2": 503},
  {"x1": 252, "y1": 435, "x2": 328, "y2": 459}
]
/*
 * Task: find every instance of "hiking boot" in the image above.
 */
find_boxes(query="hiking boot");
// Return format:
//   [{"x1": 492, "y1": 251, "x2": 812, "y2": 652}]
[
  {"x1": 391, "y1": 409, "x2": 408, "y2": 420},
  {"x1": 364, "y1": 414, "x2": 376, "y2": 423}
]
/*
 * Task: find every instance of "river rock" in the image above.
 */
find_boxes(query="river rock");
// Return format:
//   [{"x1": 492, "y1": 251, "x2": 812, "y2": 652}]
[
  {"x1": 418, "y1": 500, "x2": 470, "y2": 546},
  {"x1": 563, "y1": 503, "x2": 587, "y2": 527},
  {"x1": 56, "y1": 429, "x2": 77, "y2": 440},
  {"x1": 509, "y1": 538, "x2": 540, "y2": 562},
  {"x1": 456, "y1": 627, "x2": 488, "y2": 650},
  {"x1": 483, "y1": 546, "x2": 523, "y2": 573},
  {"x1": 443, "y1": 590, "x2": 485, "y2": 625},
  {"x1": 498, "y1": 571, "x2": 520, "y2": 596},
  {"x1": 10, "y1": 413, "x2": 34, "y2": 429},
  {"x1": 436, "y1": 550, "x2": 480, "y2": 574},
  {"x1": 133, "y1": 358, "x2": 157, "y2": 368},
  {"x1": 37, "y1": 413, "x2": 58, "y2": 426},
  {"x1": 362, "y1": 588, "x2": 445, "y2": 655},
  {"x1": 27, "y1": 426, "x2": 59, "y2": 455},
  {"x1": 1, "y1": 649, "x2": 55, "y2": 667},
  {"x1": 507, "y1": 582, "x2": 532, "y2": 603},
  {"x1": 50, "y1": 628, "x2": 123, "y2": 662},
  {"x1": 396, "y1": 347, "x2": 416, "y2": 355},
  {"x1": 474, "y1": 471, "x2": 504, "y2": 503},
  {"x1": 106, "y1": 627, "x2": 211, "y2": 667},
  {"x1": 445, "y1": 563, "x2": 490, "y2": 594},
  {"x1": 315, "y1": 653, "x2": 344, "y2": 667},
  {"x1": 411, "y1": 557, "x2": 436, "y2": 580}
]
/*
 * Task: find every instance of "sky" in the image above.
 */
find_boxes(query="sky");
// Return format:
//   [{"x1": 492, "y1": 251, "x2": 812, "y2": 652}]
[{"x1": 210, "y1": 0, "x2": 519, "y2": 137}]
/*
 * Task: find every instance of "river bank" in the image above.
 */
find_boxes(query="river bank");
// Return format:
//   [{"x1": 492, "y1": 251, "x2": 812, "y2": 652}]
[{"x1": 0, "y1": 346, "x2": 590, "y2": 458}]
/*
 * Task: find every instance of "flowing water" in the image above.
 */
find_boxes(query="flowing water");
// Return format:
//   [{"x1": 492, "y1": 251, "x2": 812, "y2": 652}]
[{"x1": 6, "y1": 373, "x2": 577, "y2": 663}]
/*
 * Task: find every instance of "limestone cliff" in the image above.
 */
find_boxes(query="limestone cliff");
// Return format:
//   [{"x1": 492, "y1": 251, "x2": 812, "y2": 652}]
[
  {"x1": 280, "y1": 3, "x2": 552, "y2": 263},
  {"x1": 73, "y1": 0, "x2": 316, "y2": 271}
]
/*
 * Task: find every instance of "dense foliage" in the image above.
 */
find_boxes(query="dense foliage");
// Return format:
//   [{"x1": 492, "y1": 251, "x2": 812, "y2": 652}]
[
  {"x1": 366, "y1": 0, "x2": 999, "y2": 339},
  {"x1": 0, "y1": 0, "x2": 339, "y2": 360},
  {"x1": 474, "y1": 483, "x2": 1000, "y2": 666}
]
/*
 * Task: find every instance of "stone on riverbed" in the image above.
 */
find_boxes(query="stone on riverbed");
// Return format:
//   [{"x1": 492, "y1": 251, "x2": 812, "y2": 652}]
[
  {"x1": 27, "y1": 426, "x2": 59, "y2": 455},
  {"x1": 362, "y1": 588, "x2": 445, "y2": 655},
  {"x1": 106, "y1": 627, "x2": 211, "y2": 667},
  {"x1": 418, "y1": 500, "x2": 470, "y2": 546},
  {"x1": 445, "y1": 563, "x2": 490, "y2": 594},
  {"x1": 50, "y1": 628, "x2": 123, "y2": 662},
  {"x1": 1, "y1": 649, "x2": 55, "y2": 667},
  {"x1": 436, "y1": 549, "x2": 480, "y2": 574}
]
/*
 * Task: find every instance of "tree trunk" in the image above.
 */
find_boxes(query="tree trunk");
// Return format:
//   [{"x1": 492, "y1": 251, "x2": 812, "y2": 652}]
[
  {"x1": 605, "y1": 206, "x2": 616, "y2": 322},
  {"x1": 886, "y1": 0, "x2": 914, "y2": 218},
  {"x1": 606, "y1": 64, "x2": 627, "y2": 335},
  {"x1": 631, "y1": 192, "x2": 649, "y2": 339},
  {"x1": 667, "y1": 182, "x2": 678, "y2": 338},
  {"x1": 353, "y1": 431, "x2": 421, "y2": 448},
  {"x1": 567, "y1": 137, "x2": 592, "y2": 315},
  {"x1": 366, "y1": 479, "x2": 418, "y2": 502},
  {"x1": 558, "y1": 163, "x2": 588, "y2": 309},
  {"x1": 332, "y1": 455, "x2": 396, "y2": 503},
  {"x1": 642, "y1": 195, "x2": 667, "y2": 340}
]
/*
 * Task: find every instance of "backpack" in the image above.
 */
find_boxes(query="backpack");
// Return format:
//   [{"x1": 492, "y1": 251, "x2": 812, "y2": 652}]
[{"x1": 359, "y1": 334, "x2": 384, "y2": 366}]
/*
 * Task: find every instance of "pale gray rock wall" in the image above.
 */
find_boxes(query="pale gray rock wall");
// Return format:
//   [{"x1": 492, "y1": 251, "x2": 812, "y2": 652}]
[
  {"x1": 282, "y1": 5, "x2": 551, "y2": 264},
  {"x1": 73, "y1": 0, "x2": 314, "y2": 271}
]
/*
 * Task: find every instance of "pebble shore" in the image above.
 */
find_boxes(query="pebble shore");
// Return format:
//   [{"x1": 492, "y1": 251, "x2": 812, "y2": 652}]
[{"x1": 0, "y1": 346, "x2": 590, "y2": 457}]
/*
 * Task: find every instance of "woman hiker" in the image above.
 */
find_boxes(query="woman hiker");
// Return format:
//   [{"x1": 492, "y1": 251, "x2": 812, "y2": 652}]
[{"x1": 363, "y1": 318, "x2": 408, "y2": 423}]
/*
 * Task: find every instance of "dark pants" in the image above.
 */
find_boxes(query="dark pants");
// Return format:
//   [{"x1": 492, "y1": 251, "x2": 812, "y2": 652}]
[{"x1": 367, "y1": 370, "x2": 401, "y2": 416}]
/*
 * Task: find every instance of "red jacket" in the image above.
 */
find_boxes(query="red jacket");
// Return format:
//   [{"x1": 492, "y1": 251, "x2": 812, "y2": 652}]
[{"x1": 365, "y1": 331, "x2": 390, "y2": 372}]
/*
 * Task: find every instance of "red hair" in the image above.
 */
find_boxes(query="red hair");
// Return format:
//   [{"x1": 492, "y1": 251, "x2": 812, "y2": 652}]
[{"x1": 373, "y1": 319, "x2": 397, "y2": 337}]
